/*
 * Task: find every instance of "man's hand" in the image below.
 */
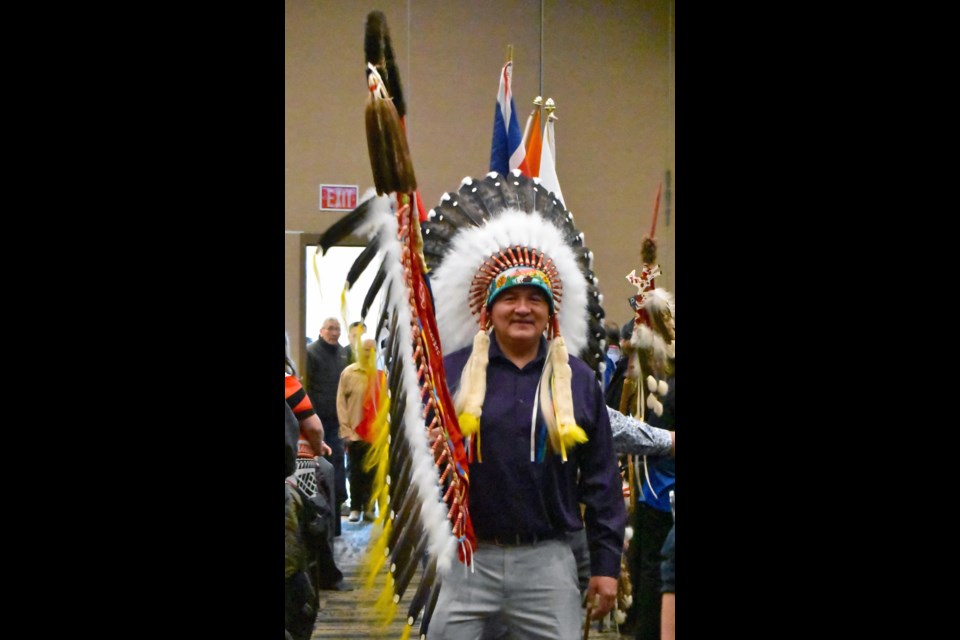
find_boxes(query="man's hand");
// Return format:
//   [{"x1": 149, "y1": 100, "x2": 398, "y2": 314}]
[{"x1": 585, "y1": 576, "x2": 618, "y2": 619}]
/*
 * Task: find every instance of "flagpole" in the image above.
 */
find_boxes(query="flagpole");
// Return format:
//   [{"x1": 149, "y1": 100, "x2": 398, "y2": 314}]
[
  {"x1": 649, "y1": 182, "x2": 662, "y2": 239},
  {"x1": 521, "y1": 96, "x2": 543, "y2": 151},
  {"x1": 544, "y1": 98, "x2": 557, "y2": 161}
]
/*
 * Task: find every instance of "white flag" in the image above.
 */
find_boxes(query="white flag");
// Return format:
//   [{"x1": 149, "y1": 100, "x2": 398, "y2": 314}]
[{"x1": 538, "y1": 116, "x2": 565, "y2": 208}]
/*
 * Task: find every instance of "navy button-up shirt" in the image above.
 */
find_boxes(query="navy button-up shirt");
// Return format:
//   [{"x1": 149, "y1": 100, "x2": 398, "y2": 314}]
[{"x1": 444, "y1": 333, "x2": 627, "y2": 578}]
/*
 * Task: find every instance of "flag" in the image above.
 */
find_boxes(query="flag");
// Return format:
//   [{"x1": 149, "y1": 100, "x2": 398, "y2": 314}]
[
  {"x1": 489, "y1": 61, "x2": 530, "y2": 176},
  {"x1": 538, "y1": 114, "x2": 565, "y2": 207},
  {"x1": 524, "y1": 103, "x2": 542, "y2": 177}
]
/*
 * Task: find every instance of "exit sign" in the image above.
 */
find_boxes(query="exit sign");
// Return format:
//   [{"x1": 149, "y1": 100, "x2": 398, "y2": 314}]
[{"x1": 320, "y1": 184, "x2": 358, "y2": 211}]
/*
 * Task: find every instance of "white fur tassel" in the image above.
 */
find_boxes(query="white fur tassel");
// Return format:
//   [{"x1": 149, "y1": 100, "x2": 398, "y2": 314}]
[
  {"x1": 646, "y1": 393, "x2": 663, "y2": 417},
  {"x1": 452, "y1": 329, "x2": 489, "y2": 437},
  {"x1": 544, "y1": 336, "x2": 587, "y2": 461}
]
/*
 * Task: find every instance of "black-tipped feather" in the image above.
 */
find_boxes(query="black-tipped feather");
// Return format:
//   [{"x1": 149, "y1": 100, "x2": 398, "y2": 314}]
[
  {"x1": 497, "y1": 170, "x2": 537, "y2": 213},
  {"x1": 391, "y1": 524, "x2": 429, "y2": 601},
  {"x1": 418, "y1": 577, "x2": 444, "y2": 639},
  {"x1": 380, "y1": 18, "x2": 405, "y2": 119},
  {"x1": 360, "y1": 261, "x2": 387, "y2": 321},
  {"x1": 317, "y1": 197, "x2": 374, "y2": 254},
  {"x1": 420, "y1": 219, "x2": 458, "y2": 246},
  {"x1": 345, "y1": 236, "x2": 380, "y2": 291},
  {"x1": 388, "y1": 485, "x2": 423, "y2": 553},
  {"x1": 454, "y1": 180, "x2": 497, "y2": 222},
  {"x1": 431, "y1": 196, "x2": 484, "y2": 229},
  {"x1": 364, "y1": 11, "x2": 386, "y2": 71},
  {"x1": 472, "y1": 174, "x2": 507, "y2": 214},
  {"x1": 374, "y1": 287, "x2": 392, "y2": 347},
  {"x1": 405, "y1": 556, "x2": 438, "y2": 627}
]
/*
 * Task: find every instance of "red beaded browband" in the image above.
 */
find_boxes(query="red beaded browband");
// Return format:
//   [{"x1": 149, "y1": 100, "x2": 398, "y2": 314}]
[{"x1": 467, "y1": 244, "x2": 565, "y2": 326}]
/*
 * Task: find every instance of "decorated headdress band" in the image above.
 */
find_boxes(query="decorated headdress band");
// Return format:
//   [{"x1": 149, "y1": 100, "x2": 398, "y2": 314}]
[{"x1": 472, "y1": 248, "x2": 561, "y2": 323}]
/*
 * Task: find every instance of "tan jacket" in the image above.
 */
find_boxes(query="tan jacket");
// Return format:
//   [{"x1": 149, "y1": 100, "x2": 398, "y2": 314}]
[{"x1": 336, "y1": 363, "x2": 370, "y2": 441}]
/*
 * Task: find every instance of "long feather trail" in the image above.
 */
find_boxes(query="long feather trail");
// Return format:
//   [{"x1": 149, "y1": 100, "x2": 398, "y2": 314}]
[{"x1": 340, "y1": 199, "x2": 465, "y2": 632}]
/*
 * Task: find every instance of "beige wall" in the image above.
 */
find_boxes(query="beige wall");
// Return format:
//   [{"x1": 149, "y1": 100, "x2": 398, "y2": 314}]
[{"x1": 286, "y1": 0, "x2": 675, "y2": 369}]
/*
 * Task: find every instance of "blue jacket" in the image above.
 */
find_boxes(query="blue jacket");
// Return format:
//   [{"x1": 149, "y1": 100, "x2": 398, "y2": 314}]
[{"x1": 638, "y1": 374, "x2": 675, "y2": 513}]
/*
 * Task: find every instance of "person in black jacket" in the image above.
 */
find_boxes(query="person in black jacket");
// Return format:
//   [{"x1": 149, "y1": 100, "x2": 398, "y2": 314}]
[{"x1": 605, "y1": 321, "x2": 635, "y2": 410}]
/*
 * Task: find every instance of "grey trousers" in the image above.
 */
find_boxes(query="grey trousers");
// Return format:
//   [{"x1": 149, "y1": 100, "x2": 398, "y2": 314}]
[{"x1": 429, "y1": 539, "x2": 582, "y2": 640}]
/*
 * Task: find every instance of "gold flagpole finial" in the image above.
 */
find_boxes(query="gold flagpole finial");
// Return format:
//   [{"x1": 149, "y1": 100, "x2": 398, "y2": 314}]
[
  {"x1": 533, "y1": 96, "x2": 543, "y2": 106},
  {"x1": 545, "y1": 98, "x2": 558, "y2": 120}
]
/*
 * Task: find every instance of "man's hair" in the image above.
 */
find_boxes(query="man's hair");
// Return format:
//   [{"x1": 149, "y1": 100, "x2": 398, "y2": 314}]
[
  {"x1": 349, "y1": 321, "x2": 366, "y2": 330},
  {"x1": 605, "y1": 322, "x2": 620, "y2": 345}
]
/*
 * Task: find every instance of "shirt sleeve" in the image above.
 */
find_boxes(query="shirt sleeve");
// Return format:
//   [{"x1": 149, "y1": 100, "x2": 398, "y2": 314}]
[
  {"x1": 576, "y1": 370, "x2": 628, "y2": 578},
  {"x1": 284, "y1": 374, "x2": 316, "y2": 421},
  {"x1": 607, "y1": 406, "x2": 673, "y2": 456}
]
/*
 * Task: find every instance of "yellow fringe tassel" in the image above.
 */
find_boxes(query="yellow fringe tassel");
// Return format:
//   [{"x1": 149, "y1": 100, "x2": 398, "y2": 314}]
[
  {"x1": 457, "y1": 412, "x2": 480, "y2": 437},
  {"x1": 373, "y1": 573, "x2": 398, "y2": 627},
  {"x1": 311, "y1": 246, "x2": 323, "y2": 293},
  {"x1": 398, "y1": 623, "x2": 413, "y2": 640},
  {"x1": 340, "y1": 283, "x2": 349, "y2": 332},
  {"x1": 361, "y1": 518, "x2": 392, "y2": 592}
]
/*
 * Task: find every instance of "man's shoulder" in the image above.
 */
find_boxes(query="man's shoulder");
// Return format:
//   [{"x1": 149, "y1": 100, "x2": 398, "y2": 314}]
[
  {"x1": 568, "y1": 353, "x2": 597, "y2": 378},
  {"x1": 341, "y1": 362, "x2": 363, "y2": 376},
  {"x1": 443, "y1": 344, "x2": 473, "y2": 373}
]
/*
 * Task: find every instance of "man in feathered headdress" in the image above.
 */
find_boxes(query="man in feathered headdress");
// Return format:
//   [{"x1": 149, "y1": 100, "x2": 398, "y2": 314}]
[{"x1": 426, "y1": 205, "x2": 627, "y2": 639}]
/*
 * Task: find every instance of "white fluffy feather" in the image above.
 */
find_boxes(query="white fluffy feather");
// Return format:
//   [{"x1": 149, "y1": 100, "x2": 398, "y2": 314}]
[{"x1": 429, "y1": 207, "x2": 589, "y2": 357}]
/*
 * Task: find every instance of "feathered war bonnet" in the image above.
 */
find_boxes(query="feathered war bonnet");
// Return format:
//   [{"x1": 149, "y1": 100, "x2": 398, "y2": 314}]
[{"x1": 423, "y1": 170, "x2": 607, "y2": 462}]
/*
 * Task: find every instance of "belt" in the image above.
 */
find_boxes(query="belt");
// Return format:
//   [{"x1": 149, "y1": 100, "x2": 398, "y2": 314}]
[{"x1": 477, "y1": 532, "x2": 563, "y2": 546}]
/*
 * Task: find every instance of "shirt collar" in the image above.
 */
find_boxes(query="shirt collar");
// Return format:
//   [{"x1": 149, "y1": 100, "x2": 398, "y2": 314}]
[{"x1": 488, "y1": 332, "x2": 548, "y2": 370}]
